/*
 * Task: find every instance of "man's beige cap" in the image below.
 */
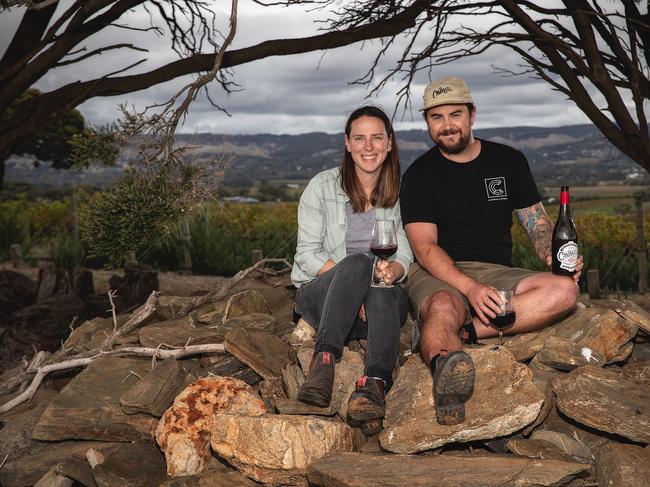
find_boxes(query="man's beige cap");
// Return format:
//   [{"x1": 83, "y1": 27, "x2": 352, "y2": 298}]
[{"x1": 421, "y1": 76, "x2": 473, "y2": 111}]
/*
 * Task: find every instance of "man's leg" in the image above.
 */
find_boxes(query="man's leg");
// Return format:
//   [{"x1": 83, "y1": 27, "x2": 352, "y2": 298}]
[
  {"x1": 419, "y1": 290, "x2": 467, "y2": 365},
  {"x1": 418, "y1": 290, "x2": 475, "y2": 425},
  {"x1": 473, "y1": 273, "x2": 579, "y2": 339}
]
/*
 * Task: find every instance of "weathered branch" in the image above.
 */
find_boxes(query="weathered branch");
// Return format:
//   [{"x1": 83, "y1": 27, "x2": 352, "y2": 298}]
[
  {"x1": 182, "y1": 257, "x2": 292, "y2": 314},
  {"x1": 0, "y1": 343, "x2": 225, "y2": 414}
]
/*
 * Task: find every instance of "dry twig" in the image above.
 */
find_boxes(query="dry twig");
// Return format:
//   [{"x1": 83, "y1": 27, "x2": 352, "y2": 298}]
[{"x1": 182, "y1": 258, "x2": 291, "y2": 314}]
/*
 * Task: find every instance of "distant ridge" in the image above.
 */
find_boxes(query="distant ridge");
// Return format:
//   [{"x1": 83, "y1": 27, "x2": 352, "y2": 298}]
[{"x1": 6, "y1": 124, "x2": 643, "y2": 188}]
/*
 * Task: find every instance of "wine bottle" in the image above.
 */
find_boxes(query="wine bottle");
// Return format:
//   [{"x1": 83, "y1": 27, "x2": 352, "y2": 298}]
[{"x1": 552, "y1": 186, "x2": 578, "y2": 276}]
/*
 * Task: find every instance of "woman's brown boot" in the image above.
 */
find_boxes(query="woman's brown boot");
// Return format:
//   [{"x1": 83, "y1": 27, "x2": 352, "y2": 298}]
[{"x1": 297, "y1": 351, "x2": 335, "y2": 407}]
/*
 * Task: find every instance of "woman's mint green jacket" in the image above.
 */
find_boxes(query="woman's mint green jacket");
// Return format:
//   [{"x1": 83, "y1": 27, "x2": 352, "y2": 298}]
[{"x1": 291, "y1": 167, "x2": 413, "y2": 288}]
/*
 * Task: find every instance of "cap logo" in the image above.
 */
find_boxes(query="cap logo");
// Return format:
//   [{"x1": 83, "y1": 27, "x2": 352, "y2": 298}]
[{"x1": 432, "y1": 86, "x2": 453, "y2": 98}]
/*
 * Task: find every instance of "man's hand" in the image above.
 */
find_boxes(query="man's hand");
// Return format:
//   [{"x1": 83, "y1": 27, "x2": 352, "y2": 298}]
[
  {"x1": 465, "y1": 282, "x2": 503, "y2": 324},
  {"x1": 546, "y1": 254, "x2": 584, "y2": 284},
  {"x1": 374, "y1": 260, "x2": 404, "y2": 286}
]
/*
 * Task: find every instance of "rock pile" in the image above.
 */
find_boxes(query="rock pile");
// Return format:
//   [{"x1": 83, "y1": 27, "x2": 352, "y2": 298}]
[{"x1": 1, "y1": 266, "x2": 650, "y2": 486}]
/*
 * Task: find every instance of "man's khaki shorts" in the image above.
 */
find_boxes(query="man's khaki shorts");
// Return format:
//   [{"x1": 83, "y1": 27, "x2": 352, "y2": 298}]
[{"x1": 405, "y1": 261, "x2": 541, "y2": 321}]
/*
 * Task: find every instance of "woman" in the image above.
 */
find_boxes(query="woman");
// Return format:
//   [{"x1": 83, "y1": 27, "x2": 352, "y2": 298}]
[{"x1": 291, "y1": 105, "x2": 412, "y2": 435}]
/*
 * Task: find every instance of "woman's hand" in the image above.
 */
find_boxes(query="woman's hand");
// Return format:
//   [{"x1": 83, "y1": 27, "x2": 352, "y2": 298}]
[{"x1": 374, "y1": 260, "x2": 404, "y2": 286}]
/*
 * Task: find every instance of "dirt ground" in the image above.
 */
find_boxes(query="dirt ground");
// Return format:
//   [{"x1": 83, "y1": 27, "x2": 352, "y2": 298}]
[{"x1": 1, "y1": 263, "x2": 230, "y2": 297}]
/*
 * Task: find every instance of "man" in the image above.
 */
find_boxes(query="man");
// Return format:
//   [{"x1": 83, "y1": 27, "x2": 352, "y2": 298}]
[{"x1": 400, "y1": 76, "x2": 582, "y2": 426}]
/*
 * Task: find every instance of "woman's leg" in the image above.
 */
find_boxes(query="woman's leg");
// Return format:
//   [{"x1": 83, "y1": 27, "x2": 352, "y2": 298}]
[
  {"x1": 346, "y1": 285, "x2": 408, "y2": 433},
  {"x1": 295, "y1": 253, "x2": 373, "y2": 358},
  {"x1": 296, "y1": 254, "x2": 373, "y2": 407},
  {"x1": 363, "y1": 285, "x2": 409, "y2": 388}
]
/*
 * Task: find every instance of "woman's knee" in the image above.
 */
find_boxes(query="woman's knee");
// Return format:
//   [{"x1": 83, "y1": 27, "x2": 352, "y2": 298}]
[{"x1": 338, "y1": 253, "x2": 373, "y2": 278}]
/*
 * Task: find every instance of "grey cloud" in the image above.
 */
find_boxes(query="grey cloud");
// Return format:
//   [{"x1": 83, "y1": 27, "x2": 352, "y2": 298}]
[{"x1": 2, "y1": 1, "x2": 596, "y2": 135}]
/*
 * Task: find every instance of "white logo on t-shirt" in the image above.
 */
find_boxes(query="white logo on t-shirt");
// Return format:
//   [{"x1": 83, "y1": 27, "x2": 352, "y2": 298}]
[{"x1": 485, "y1": 177, "x2": 507, "y2": 201}]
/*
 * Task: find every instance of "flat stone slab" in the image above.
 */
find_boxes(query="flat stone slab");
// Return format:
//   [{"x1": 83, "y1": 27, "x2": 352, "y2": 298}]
[
  {"x1": 594, "y1": 443, "x2": 650, "y2": 487},
  {"x1": 225, "y1": 328, "x2": 293, "y2": 379},
  {"x1": 307, "y1": 452, "x2": 590, "y2": 487},
  {"x1": 591, "y1": 298, "x2": 650, "y2": 335},
  {"x1": 379, "y1": 348, "x2": 543, "y2": 453},
  {"x1": 223, "y1": 289, "x2": 271, "y2": 320},
  {"x1": 139, "y1": 317, "x2": 225, "y2": 348},
  {"x1": 119, "y1": 358, "x2": 192, "y2": 417},
  {"x1": 33, "y1": 357, "x2": 158, "y2": 441},
  {"x1": 0, "y1": 441, "x2": 119, "y2": 487},
  {"x1": 552, "y1": 364, "x2": 650, "y2": 443},
  {"x1": 89, "y1": 441, "x2": 167, "y2": 487},
  {"x1": 211, "y1": 414, "x2": 355, "y2": 487},
  {"x1": 159, "y1": 468, "x2": 259, "y2": 486}
]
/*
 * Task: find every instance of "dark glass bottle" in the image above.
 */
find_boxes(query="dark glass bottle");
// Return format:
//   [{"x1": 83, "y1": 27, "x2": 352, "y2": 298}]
[{"x1": 552, "y1": 186, "x2": 578, "y2": 276}]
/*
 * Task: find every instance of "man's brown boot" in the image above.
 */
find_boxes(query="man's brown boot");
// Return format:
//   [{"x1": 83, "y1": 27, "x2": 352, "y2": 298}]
[
  {"x1": 346, "y1": 376, "x2": 386, "y2": 432},
  {"x1": 432, "y1": 350, "x2": 475, "y2": 425},
  {"x1": 297, "y1": 351, "x2": 335, "y2": 407}
]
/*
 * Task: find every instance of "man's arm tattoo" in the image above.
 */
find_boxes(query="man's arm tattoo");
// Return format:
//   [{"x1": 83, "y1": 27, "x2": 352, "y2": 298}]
[{"x1": 515, "y1": 202, "x2": 553, "y2": 263}]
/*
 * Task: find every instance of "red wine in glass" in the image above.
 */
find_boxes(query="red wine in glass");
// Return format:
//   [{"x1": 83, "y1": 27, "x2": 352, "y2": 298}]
[
  {"x1": 490, "y1": 289, "x2": 515, "y2": 346},
  {"x1": 370, "y1": 245, "x2": 397, "y2": 259},
  {"x1": 489, "y1": 311, "x2": 516, "y2": 330},
  {"x1": 370, "y1": 219, "x2": 397, "y2": 288}
]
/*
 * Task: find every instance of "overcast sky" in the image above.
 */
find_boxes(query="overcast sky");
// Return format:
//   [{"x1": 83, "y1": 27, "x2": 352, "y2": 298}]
[{"x1": 1, "y1": 1, "x2": 608, "y2": 135}]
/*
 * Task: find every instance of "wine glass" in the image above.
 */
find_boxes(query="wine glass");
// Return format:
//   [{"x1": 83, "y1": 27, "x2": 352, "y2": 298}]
[
  {"x1": 370, "y1": 219, "x2": 398, "y2": 288},
  {"x1": 488, "y1": 289, "x2": 516, "y2": 346}
]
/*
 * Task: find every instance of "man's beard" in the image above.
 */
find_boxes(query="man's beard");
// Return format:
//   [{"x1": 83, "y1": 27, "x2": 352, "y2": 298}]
[{"x1": 434, "y1": 129, "x2": 471, "y2": 154}]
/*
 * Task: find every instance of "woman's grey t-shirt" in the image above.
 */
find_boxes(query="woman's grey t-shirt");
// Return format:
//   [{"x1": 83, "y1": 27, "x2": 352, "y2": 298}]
[{"x1": 345, "y1": 201, "x2": 375, "y2": 257}]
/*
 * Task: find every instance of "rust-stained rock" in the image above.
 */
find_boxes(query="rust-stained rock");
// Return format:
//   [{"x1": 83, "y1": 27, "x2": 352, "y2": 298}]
[
  {"x1": 155, "y1": 376, "x2": 267, "y2": 478},
  {"x1": 379, "y1": 348, "x2": 543, "y2": 454},
  {"x1": 594, "y1": 443, "x2": 650, "y2": 487},
  {"x1": 211, "y1": 414, "x2": 355, "y2": 486},
  {"x1": 552, "y1": 365, "x2": 650, "y2": 443},
  {"x1": 32, "y1": 357, "x2": 157, "y2": 442},
  {"x1": 307, "y1": 452, "x2": 590, "y2": 487}
]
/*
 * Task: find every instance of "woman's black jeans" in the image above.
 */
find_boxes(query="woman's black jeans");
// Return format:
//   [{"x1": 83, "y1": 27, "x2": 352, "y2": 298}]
[{"x1": 295, "y1": 253, "x2": 409, "y2": 389}]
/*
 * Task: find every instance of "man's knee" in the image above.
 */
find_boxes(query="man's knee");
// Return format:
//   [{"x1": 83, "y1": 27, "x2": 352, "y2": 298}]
[
  {"x1": 527, "y1": 275, "x2": 579, "y2": 314},
  {"x1": 420, "y1": 290, "x2": 466, "y2": 324},
  {"x1": 553, "y1": 277, "x2": 579, "y2": 312}
]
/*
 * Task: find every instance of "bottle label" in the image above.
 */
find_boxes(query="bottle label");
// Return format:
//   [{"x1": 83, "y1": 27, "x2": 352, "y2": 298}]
[
  {"x1": 556, "y1": 241, "x2": 578, "y2": 271},
  {"x1": 560, "y1": 191, "x2": 569, "y2": 205}
]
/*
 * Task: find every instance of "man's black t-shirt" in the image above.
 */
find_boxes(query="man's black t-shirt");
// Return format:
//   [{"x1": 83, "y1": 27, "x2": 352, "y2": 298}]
[{"x1": 400, "y1": 139, "x2": 540, "y2": 267}]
